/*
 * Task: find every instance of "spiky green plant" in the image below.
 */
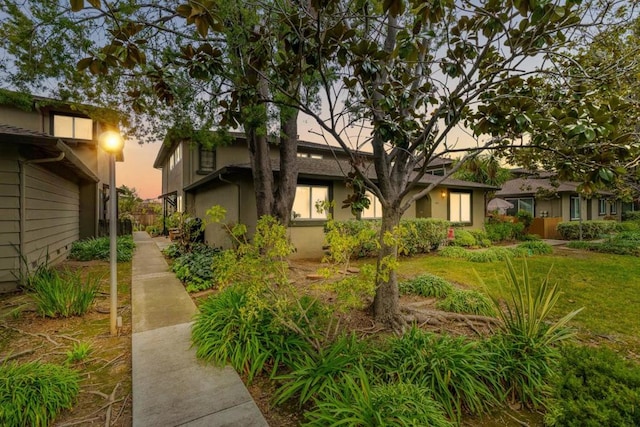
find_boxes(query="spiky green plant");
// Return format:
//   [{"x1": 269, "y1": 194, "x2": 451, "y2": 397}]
[
  {"x1": 29, "y1": 269, "x2": 100, "y2": 318},
  {"x1": 398, "y1": 273, "x2": 454, "y2": 298},
  {"x1": 436, "y1": 289, "x2": 496, "y2": 316},
  {"x1": 304, "y1": 367, "x2": 453, "y2": 427},
  {"x1": 65, "y1": 342, "x2": 93, "y2": 364},
  {"x1": 0, "y1": 361, "x2": 79, "y2": 426}
]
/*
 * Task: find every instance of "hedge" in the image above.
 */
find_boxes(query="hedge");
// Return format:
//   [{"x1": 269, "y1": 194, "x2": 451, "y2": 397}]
[
  {"x1": 326, "y1": 218, "x2": 450, "y2": 258},
  {"x1": 556, "y1": 220, "x2": 620, "y2": 240}
]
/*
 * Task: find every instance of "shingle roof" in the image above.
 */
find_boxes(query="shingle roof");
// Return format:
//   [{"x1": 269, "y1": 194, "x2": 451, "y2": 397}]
[
  {"x1": 0, "y1": 124, "x2": 58, "y2": 140},
  {"x1": 497, "y1": 177, "x2": 579, "y2": 196}
]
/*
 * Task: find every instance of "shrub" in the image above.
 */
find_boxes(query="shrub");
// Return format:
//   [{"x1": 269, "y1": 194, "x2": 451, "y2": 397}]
[
  {"x1": 373, "y1": 328, "x2": 500, "y2": 421},
  {"x1": 171, "y1": 245, "x2": 222, "y2": 292},
  {"x1": 515, "y1": 210, "x2": 533, "y2": 230},
  {"x1": 485, "y1": 221, "x2": 525, "y2": 242},
  {"x1": 566, "y1": 232, "x2": 640, "y2": 256},
  {"x1": 145, "y1": 224, "x2": 160, "y2": 236},
  {"x1": 439, "y1": 246, "x2": 526, "y2": 263},
  {"x1": 622, "y1": 211, "x2": 640, "y2": 221},
  {"x1": 486, "y1": 259, "x2": 583, "y2": 407},
  {"x1": 451, "y1": 229, "x2": 477, "y2": 247},
  {"x1": 556, "y1": 220, "x2": 619, "y2": 240},
  {"x1": 0, "y1": 361, "x2": 80, "y2": 427},
  {"x1": 69, "y1": 235, "x2": 135, "y2": 262},
  {"x1": 516, "y1": 241, "x2": 553, "y2": 255},
  {"x1": 29, "y1": 269, "x2": 100, "y2": 318},
  {"x1": 162, "y1": 243, "x2": 184, "y2": 259},
  {"x1": 468, "y1": 229, "x2": 492, "y2": 247},
  {"x1": 436, "y1": 289, "x2": 496, "y2": 316},
  {"x1": 274, "y1": 334, "x2": 367, "y2": 407},
  {"x1": 191, "y1": 286, "x2": 316, "y2": 382},
  {"x1": 545, "y1": 345, "x2": 640, "y2": 427},
  {"x1": 326, "y1": 218, "x2": 450, "y2": 258},
  {"x1": 438, "y1": 246, "x2": 469, "y2": 259},
  {"x1": 399, "y1": 273, "x2": 454, "y2": 298},
  {"x1": 304, "y1": 370, "x2": 453, "y2": 427}
]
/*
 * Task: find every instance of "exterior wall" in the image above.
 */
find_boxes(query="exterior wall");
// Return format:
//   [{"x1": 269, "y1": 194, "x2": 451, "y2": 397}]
[
  {"x1": 192, "y1": 183, "x2": 240, "y2": 248},
  {"x1": 0, "y1": 105, "x2": 41, "y2": 131},
  {"x1": 0, "y1": 150, "x2": 20, "y2": 292},
  {"x1": 289, "y1": 226, "x2": 326, "y2": 259},
  {"x1": 24, "y1": 163, "x2": 80, "y2": 269},
  {"x1": 216, "y1": 145, "x2": 251, "y2": 169},
  {"x1": 534, "y1": 198, "x2": 562, "y2": 218}
]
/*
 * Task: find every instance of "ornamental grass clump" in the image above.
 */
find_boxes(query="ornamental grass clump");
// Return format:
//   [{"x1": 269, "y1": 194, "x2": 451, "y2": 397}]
[
  {"x1": 436, "y1": 289, "x2": 496, "y2": 316},
  {"x1": 0, "y1": 361, "x2": 79, "y2": 427},
  {"x1": 486, "y1": 259, "x2": 583, "y2": 407},
  {"x1": 304, "y1": 368, "x2": 453, "y2": 427},
  {"x1": 372, "y1": 328, "x2": 500, "y2": 422},
  {"x1": 399, "y1": 273, "x2": 454, "y2": 298},
  {"x1": 69, "y1": 235, "x2": 134, "y2": 262},
  {"x1": 29, "y1": 269, "x2": 100, "y2": 318}
]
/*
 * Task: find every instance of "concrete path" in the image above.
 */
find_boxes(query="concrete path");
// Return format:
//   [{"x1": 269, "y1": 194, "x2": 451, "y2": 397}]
[{"x1": 131, "y1": 231, "x2": 269, "y2": 427}]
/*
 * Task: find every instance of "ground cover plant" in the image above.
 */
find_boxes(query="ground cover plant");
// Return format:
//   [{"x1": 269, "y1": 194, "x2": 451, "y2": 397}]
[
  {"x1": 171, "y1": 244, "x2": 222, "y2": 292},
  {"x1": 28, "y1": 268, "x2": 101, "y2": 318},
  {"x1": 566, "y1": 231, "x2": 640, "y2": 256},
  {"x1": 435, "y1": 289, "x2": 495, "y2": 316},
  {"x1": 0, "y1": 361, "x2": 80, "y2": 426},
  {"x1": 69, "y1": 235, "x2": 135, "y2": 262},
  {"x1": 398, "y1": 273, "x2": 454, "y2": 298},
  {"x1": 0, "y1": 260, "x2": 133, "y2": 425},
  {"x1": 557, "y1": 220, "x2": 620, "y2": 240}
]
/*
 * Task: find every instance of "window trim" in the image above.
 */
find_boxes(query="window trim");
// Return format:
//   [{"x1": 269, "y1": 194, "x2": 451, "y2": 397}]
[
  {"x1": 198, "y1": 145, "x2": 215, "y2": 174},
  {"x1": 290, "y1": 182, "x2": 332, "y2": 223},
  {"x1": 52, "y1": 114, "x2": 94, "y2": 140},
  {"x1": 504, "y1": 197, "x2": 535, "y2": 217},
  {"x1": 570, "y1": 195, "x2": 581, "y2": 221},
  {"x1": 449, "y1": 190, "x2": 472, "y2": 224},
  {"x1": 598, "y1": 199, "x2": 607, "y2": 215},
  {"x1": 361, "y1": 191, "x2": 383, "y2": 219},
  {"x1": 610, "y1": 201, "x2": 617, "y2": 215}
]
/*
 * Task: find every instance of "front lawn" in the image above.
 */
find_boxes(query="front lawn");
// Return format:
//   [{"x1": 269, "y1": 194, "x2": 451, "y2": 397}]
[{"x1": 398, "y1": 247, "x2": 640, "y2": 357}]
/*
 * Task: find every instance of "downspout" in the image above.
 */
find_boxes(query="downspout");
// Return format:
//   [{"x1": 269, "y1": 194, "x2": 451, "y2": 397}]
[
  {"x1": 19, "y1": 152, "x2": 65, "y2": 282},
  {"x1": 219, "y1": 174, "x2": 241, "y2": 224}
]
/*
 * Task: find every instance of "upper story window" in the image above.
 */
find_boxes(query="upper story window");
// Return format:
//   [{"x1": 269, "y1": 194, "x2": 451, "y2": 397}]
[
  {"x1": 297, "y1": 153, "x2": 323, "y2": 159},
  {"x1": 199, "y1": 145, "x2": 215, "y2": 172},
  {"x1": 53, "y1": 115, "x2": 93, "y2": 140},
  {"x1": 292, "y1": 184, "x2": 329, "y2": 220},
  {"x1": 449, "y1": 191, "x2": 471, "y2": 223},
  {"x1": 169, "y1": 144, "x2": 182, "y2": 171},
  {"x1": 361, "y1": 191, "x2": 383, "y2": 219}
]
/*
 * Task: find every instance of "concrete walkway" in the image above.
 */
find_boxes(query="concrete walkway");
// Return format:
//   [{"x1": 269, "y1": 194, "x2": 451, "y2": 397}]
[{"x1": 131, "y1": 231, "x2": 269, "y2": 427}]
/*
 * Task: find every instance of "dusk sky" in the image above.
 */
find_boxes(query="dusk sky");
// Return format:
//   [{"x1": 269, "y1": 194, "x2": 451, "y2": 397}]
[{"x1": 116, "y1": 140, "x2": 162, "y2": 200}]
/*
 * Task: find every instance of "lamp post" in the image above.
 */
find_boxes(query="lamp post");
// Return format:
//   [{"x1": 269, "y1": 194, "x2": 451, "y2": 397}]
[{"x1": 99, "y1": 130, "x2": 124, "y2": 336}]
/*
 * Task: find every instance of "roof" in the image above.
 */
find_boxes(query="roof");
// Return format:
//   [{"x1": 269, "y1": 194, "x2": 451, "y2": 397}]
[
  {"x1": 0, "y1": 124, "x2": 99, "y2": 182},
  {"x1": 497, "y1": 177, "x2": 580, "y2": 196},
  {"x1": 184, "y1": 157, "x2": 496, "y2": 192}
]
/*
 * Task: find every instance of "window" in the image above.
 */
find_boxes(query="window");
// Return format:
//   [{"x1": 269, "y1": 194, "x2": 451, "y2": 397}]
[
  {"x1": 570, "y1": 195, "x2": 581, "y2": 220},
  {"x1": 169, "y1": 144, "x2": 182, "y2": 171},
  {"x1": 599, "y1": 199, "x2": 607, "y2": 215},
  {"x1": 177, "y1": 195, "x2": 183, "y2": 212},
  {"x1": 449, "y1": 192, "x2": 471, "y2": 223},
  {"x1": 505, "y1": 197, "x2": 534, "y2": 217},
  {"x1": 297, "y1": 153, "x2": 323, "y2": 159},
  {"x1": 361, "y1": 191, "x2": 382, "y2": 219},
  {"x1": 199, "y1": 146, "x2": 215, "y2": 172},
  {"x1": 610, "y1": 201, "x2": 617, "y2": 215},
  {"x1": 53, "y1": 115, "x2": 93, "y2": 139},
  {"x1": 292, "y1": 185, "x2": 329, "y2": 220}
]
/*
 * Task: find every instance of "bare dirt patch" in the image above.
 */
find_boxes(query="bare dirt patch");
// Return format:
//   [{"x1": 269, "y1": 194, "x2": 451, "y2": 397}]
[{"x1": 0, "y1": 261, "x2": 132, "y2": 426}]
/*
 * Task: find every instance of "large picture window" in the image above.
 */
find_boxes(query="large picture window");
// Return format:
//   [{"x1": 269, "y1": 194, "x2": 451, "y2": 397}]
[
  {"x1": 53, "y1": 115, "x2": 93, "y2": 140},
  {"x1": 292, "y1": 185, "x2": 329, "y2": 220},
  {"x1": 570, "y1": 195, "x2": 581, "y2": 220},
  {"x1": 449, "y1": 192, "x2": 471, "y2": 223},
  {"x1": 505, "y1": 197, "x2": 534, "y2": 216},
  {"x1": 361, "y1": 191, "x2": 382, "y2": 219}
]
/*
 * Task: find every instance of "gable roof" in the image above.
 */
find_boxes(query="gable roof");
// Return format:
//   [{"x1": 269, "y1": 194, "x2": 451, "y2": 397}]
[{"x1": 185, "y1": 156, "x2": 496, "y2": 192}]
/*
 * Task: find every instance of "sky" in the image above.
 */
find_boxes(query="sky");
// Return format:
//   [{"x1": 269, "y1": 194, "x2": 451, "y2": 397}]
[{"x1": 116, "y1": 140, "x2": 162, "y2": 200}]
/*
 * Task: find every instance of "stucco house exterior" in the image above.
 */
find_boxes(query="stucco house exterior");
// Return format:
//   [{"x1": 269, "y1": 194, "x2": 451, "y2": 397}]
[
  {"x1": 0, "y1": 92, "x2": 121, "y2": 292},
  {"x1": 154, "y1": 133, "x2": 495, "y2": 258},
  {"x1": 496, "y1": 170, "x2": 623, "y2": 222}
]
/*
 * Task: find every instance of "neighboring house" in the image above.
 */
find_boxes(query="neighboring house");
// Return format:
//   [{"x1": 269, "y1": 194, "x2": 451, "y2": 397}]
[
  {"x1": 0, "y1": 92, "x2": 121, "y2": 292},
  {"x1": 496, "y1": 170, "x2": 622, "y2": 222},
  {"x1": 154, "y1": 133, "x2": 495, "y2": 258}
]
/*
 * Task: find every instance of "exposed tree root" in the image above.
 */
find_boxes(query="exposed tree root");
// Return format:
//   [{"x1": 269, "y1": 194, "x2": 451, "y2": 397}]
[
  {"x1": 105, "y1": 382, "x2": 121, "y2": 427},
  {"x1": 401, "y1": 306, "x2": 500, "y2": 335},
  {"x1": 0, "y1": 324, "x2": 61, "y2": 346},
  {"x1": 1, "y1": 346, "x2": 41, "y2": 362},
  {"x1": 112, "y1": 392, "x2": 130, "y2": 426}
]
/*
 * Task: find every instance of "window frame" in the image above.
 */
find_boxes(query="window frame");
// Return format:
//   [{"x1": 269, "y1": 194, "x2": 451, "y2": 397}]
[
  {"x1": 570, "y1": 195, "x2": 581, "y2": 221},
  {"x1": 610, "y1": 201, "x2": 617, "y2": 215},
  {"x1": 598, "y1": 198, "x2": 607, "y2": 215},
  {"x1": 361, "y1": 191, "x2": 383, "y2": 219},
  {"x1": 504, "y1": 197, "x2": 535, "y2": 217},
  {"x1": 290, "y1": 183, "x2": 332, "y2": 223},
  {"x1": 198, "y1": 145, "x2": 215, "y2": 173},
  {"x1": 449, "y1": 191, "x2": 472, "y2": 224},
  {"x1": 52, "y1": 114, "x2": 94, "y2": 140}
]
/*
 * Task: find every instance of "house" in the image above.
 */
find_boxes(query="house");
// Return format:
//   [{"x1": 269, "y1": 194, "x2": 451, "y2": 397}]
[
  {"x1": 0, "y1": 91, "x2": 121, "y2": 292},
  {"x1": 153, "y1": 133, "x2": 495, "y2": 258},
  {"x1": 496, "y1": 170, "x2": 623, "y2": 222}
]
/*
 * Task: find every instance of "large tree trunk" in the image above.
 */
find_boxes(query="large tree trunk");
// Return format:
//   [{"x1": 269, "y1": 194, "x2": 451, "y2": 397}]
[
  {"x1": 273, "y1": 108, "x2": 299, "y2": 226},
  {"x1": 372, "y1": 206, "x2": 404, "y2": 330}
]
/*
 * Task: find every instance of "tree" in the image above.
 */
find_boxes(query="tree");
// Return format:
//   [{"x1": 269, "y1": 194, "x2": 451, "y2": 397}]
[
  {"x1": 117, "y1": 185, "x2": 142, "y2": 220},
  {"x1": 1, "y1": 0, "x2": 637, "y2": 328}
]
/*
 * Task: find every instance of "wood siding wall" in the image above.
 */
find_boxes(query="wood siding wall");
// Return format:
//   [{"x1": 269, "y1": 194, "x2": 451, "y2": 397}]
[
  {"x1": 23, "y1": 164, "x2": 80, "y2": 272},
  {"x1": 0, "y1": 158, "x2": 20, "y2": 291}
]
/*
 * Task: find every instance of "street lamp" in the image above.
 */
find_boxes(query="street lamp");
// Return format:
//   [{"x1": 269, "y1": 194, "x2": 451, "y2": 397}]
[{"x1": 99, "y1": 130, "x2": 124, "y2": 336}]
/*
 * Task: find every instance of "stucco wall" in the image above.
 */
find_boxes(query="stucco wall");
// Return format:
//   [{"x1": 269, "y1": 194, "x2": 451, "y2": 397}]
[
  {"x1": 0, "y1": 105, "x2": 41, "y2": 131},
  {"x1": 193, "y1": 184, "x2": 239, "y2": 248}
]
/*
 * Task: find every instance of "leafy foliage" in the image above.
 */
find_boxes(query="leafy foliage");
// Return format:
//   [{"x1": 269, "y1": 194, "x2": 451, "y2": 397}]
[
  {"x1": 566, "y1": 231, "x2": 640, "y2": 256},
  {"x1": 439, "y1": 246, "x2": 528, "y2": 263},
  {"x1": 484, "y1": 220, "x2": 525, "y2": 242},
  {"x1": 373, "y1": 328, "x2": 500, "y2": 421},
  {"x1": 0, "y1": 361, "x2": 79, "y2": 427},
  {"x1": 161, "y1": 242, "x2": 184, "y2": 259},
  {"x1": 304, "y1": 370, "x2": 453, "y2": 427},
  {"x1": 29, "y1": 269, "x2": 100, "y2": 318},
  {"x1": 399, "y1": 273, "x2": 454, "y2": 298},
  {"x1": 436, "y1": 289, "x2": 496, "y2": 317},
  {"x1": 556, "y1": 220, "x2": 620, "y2": 240},
  {"x1": 545, "y1": 345, "x2": 640, "y2": 427},
  {"x1": 171, "y1": 244, "x2": 222, "y2": 292},
  {"x1": 516, "y1": 241, "x2": 553, "y2": 255},
  {"x1": 65, "y1": 342, "x2": 93, "y2": 364},
  {"x1": 69, "y1": 235, "x2": 135, "y2": 262},
  {"x1": 450, "y1": 229, "x2": 477, "y2": 247}
]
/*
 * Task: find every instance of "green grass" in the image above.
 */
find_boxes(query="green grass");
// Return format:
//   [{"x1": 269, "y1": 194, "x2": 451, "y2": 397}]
[{"x1": 398, "y1": 248, "x2": 640, "y2": 355}]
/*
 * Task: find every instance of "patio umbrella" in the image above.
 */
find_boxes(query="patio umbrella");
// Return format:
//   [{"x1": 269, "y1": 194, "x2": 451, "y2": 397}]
[{"x1": 487, "y1": 198, "x2": 514, "y2": 214}]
